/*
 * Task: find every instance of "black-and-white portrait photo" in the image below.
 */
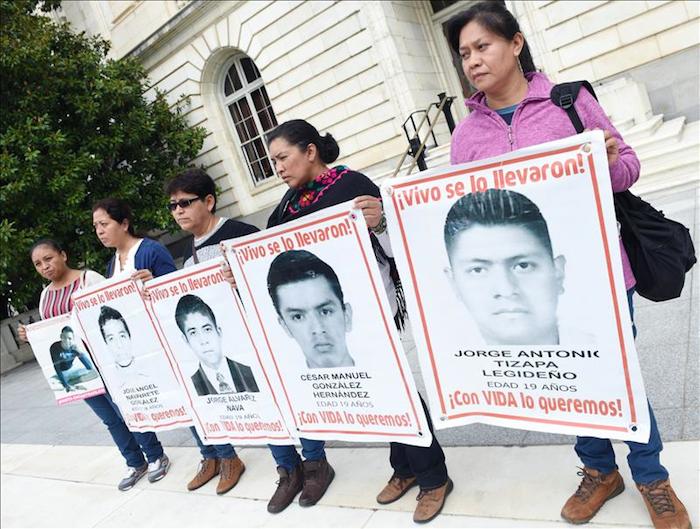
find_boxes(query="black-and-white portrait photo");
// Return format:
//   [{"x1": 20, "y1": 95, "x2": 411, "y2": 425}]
[
  {"x1": 98, "y1": 305, "x2": 152, "y2": 388},
  {"x1": 145, "y1": 259, "x2": 292, "y2": 445},
  {"x1": 443, "y1": 188, "x2": 567, "y2": 345},
  {"x1": 267, "y1": 250, "x2": 355, "y2": 369},
  {"x1": 175, "y1": 294, "x2": 259, "y2": 395},
  {"x1": 72, "y1": 275, "x2": 193, "y2": 431},
  {"x1": 382, "y1": 133, "x2": 650, "y2": 440},
  {"x1": 226, "y1": 202, "x2": 432, "y2": 445}
]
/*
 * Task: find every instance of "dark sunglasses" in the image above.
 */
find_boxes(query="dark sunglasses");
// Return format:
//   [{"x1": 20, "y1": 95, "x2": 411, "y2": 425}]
[{"x1": 166, "y1": 197, "x2": 202, "y2": 212}]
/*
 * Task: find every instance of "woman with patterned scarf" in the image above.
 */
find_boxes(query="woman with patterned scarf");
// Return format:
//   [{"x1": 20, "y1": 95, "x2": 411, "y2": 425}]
[{"x1": 263, "y1": 119, "x2": 451, "y2": 524}]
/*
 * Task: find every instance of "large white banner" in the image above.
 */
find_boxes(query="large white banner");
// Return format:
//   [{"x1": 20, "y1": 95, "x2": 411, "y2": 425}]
[
  {"x1": 25, "y1": 314, "x2": 106, "y2": 405},
  {"x1": 225, "y1": 203, "x2": 433, "y2": 446},
  {"x1": 382, "y1": 131, "x2": 650, "y2": 442},
  {"x1": 145, "y1": 259, "x2": 294, "y2": 445},
  {"x1": 72, "y1": 276, "x2": 192, "y2": 432}
]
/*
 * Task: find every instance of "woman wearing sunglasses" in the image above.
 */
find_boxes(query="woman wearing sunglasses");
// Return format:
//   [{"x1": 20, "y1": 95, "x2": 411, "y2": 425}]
[
  {"x1": 162, "y1": 168, "x2": 258, "y2": 496},
  {"x1": 165, "y1": 168, "x2": 258, "y2": 268}
]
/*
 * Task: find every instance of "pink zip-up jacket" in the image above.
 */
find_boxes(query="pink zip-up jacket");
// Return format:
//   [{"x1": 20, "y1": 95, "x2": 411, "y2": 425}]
[{"x1": 450, "y1": 71, "x2": 639, "y2": 289}]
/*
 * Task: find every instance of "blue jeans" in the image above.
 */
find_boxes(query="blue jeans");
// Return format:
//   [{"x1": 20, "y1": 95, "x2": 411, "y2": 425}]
[
  {"x1": 268, "y1": 439, "x2": 326, "y2": 471},
  {"x1": 190, "y1": 426, "x2": 236, "y2": 459},
  {"x1": 84, "y1": 391, "x2": 163, "y2": 468},
  {"x1": 574, "y1": 288, "x2": 669, "y2": 485},
  {"x1": 56, "y1": 351, "x2": 94, "y2": 389}
]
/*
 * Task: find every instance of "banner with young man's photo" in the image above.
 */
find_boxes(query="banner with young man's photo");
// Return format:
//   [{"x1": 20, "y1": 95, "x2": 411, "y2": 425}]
[
  {"x1": 25, "y1": 313, "x2": 106, "y2": 405},
  {"x1": 145, "y1": 259, "x2": 294, "y2": 445},
  {"x1": 225, "y1": 202, "x2": 433, "y2": 446},
  {"x1": 72, "y1": 276, "x2": 193, "y2": 432},
  {"x1": 382, "y1": 131, "x2": 650, "y2": 442}
]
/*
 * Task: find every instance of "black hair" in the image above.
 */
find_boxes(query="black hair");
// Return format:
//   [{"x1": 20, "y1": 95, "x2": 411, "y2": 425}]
[
  {"x1": 98, "y1": 305, "x2": 131, "y2": 341},
  {"x1": 444, "y1": 189, "x2": 553, "y2": 259},
  {"x1": 267, "y1": 250, "x2": 345, "y2": 314},
  {"x1": 60, "y1": 326, "x2": 74, "y2": 336},
  {"x1": 174, "y1": 294, "x2": 218, "y2": 336},
  {"x1": 29, "y1": 238, "x2": 66, "y2": 259},
  {"x1": 446, "y1": 1, "x2": 537, "y2": 74},
  {"x1": 92, "y1": 198, "x2": 135, "y2": 236},
  {"x1": 165, "y1": 168, "x2": 217, "y2": 213},
  {"x1": 266, "y1": 119, "x2": 340, "y2": 164}
]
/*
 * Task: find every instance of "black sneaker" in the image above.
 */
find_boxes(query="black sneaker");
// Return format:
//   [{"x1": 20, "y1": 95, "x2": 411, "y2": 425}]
[
  {"x1": 118, "y1": 464, "x2": 147, "y2": 491},
  {"x1": 147, "y1": 454, "x2": 170, "y2": 483}
]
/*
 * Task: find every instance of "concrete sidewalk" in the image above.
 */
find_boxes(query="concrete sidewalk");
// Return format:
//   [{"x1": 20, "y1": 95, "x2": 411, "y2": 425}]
[{"x1": 2, "y1": 441, "x2": 698, "y2": 528}]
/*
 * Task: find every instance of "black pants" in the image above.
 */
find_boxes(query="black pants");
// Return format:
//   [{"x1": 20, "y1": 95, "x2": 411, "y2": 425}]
[{"x1": 389, "y1": 394, "x2": 447, "y2": 490}]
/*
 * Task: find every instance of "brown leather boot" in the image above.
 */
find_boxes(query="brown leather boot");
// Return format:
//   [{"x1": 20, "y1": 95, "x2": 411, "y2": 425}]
[
  {"x1": 299, "y1": 458, "x2": 335, "y2": 507},
  {"x1": 376, "y1": 474, "x2": 418, "y2": 504},
  {"x1": 216, "y1": 456, "x2": 245, "y2": 495},
  {"x1": 561, "y1": 467, "x2": 625, "y2": 524},
  {"x1": 637, "y1": 479, "x2": 691, "y2": 529},
  {"x1": 187, "y1": 459, "x2": 219, "y2": 491},
  {"x1": 267, "y1": 464, "x2": 303, "y2": 514},
  {"x1": 413, "y1": 478, "x2": 453, "y2": 523}
]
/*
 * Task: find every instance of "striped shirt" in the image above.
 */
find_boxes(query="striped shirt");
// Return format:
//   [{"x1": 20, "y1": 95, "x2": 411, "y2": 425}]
[
  {"x1": 39, "y1": 270, "x2": 105, "y2": 320},
  {"x1": 41, "y1": 276, "x2": 82, "y2": 319}
]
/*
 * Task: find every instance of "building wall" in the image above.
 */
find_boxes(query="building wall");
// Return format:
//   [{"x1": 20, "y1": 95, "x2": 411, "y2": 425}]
[
  {"x1": 514, "y1": 0, "x2": 699, "y2": 118},
  {"x1": 604, "y1": 46, "x2": 700, "y2": 122},
  {"x1": 54, "y1": 0, "x2": 459, "y2": 220},
  {"x1": 110, "y1": 0, "x2": 187, "y2": 58},
  {"x1": 54, "y1": 0, "x2": 700, "y2": 222}
]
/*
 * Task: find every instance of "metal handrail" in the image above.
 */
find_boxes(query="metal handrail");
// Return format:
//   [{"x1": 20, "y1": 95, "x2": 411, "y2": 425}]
[
  {"x1": 402, "y1": 111, "x2": 437, "y2": 151},
  {"x1": 391, "y1": 93, "x2": 454, "y2": 179}
]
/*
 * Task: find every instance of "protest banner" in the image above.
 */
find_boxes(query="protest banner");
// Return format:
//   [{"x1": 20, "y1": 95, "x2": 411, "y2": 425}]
[
  {"x1": 25, "y1": 313, "x2": 106, "y2": 405},
  {"x1": 72, "y1": 275, "x2": 192, "y2": 432},
  {"x1": 382, "y1": 131, "x2": 650, "y2": 442},
  {"x1": 224, "y1": 202, "x2": 432, "y2": 446},
  {"x1": 145, "y1": 258, "x2": 294, "y2": 445}
]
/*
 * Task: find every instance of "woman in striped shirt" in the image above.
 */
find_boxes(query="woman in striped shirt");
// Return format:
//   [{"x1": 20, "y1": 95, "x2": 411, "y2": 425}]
[{"x1": 18, "y1": 238, "x2": 167, "y2": 492}]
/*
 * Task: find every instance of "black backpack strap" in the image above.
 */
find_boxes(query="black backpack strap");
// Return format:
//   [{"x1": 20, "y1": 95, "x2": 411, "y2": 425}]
[{"x1": 550, "y1": 81, "x2": 598, "y2": 134}]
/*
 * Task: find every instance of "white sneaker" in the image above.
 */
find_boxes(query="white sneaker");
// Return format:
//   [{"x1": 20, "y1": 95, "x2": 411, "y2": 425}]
[
  {"x1": 147, "y1": 454, "x2": 170, "y2": 483},
  {"x1": 118, "y1": 464, "x2": 147, "y2": 491}
]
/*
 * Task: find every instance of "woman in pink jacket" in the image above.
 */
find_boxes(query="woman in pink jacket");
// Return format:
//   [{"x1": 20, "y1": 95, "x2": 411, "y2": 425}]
[{"x1": 446, "y1": 3, "x2": 689, "y2": 529}]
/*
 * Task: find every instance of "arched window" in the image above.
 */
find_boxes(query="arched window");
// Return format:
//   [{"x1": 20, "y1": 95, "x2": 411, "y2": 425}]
[{"x1": 222, "y1": 55, "x2": 278, "y2": 185}]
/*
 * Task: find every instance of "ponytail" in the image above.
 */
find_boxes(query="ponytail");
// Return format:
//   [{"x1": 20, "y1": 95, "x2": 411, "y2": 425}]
[{"x1": 267, "y1": 119, "x2": 340, "y2": 163}]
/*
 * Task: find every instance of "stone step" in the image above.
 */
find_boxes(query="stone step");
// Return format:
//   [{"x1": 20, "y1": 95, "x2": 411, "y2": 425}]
[
  {"x1": 597, "y1": 76, "x2": 655, "y2": 129},
  {"x1": 640, "y1": 162, "x2": 700, "y2": 191},
  {"x1": 633, "y1": 164, "x2": 700, "y2": 195},
  {"x1": 423, "y1": 143, "x2": 450, "y2": 164},
  {"x1": 637, "y1": 121, "x2": 700, "y2": 169},
  {"x1": 622, "y1": 114, "x2": 664, "y2": 143},
  {"x1": 630, "y1": 116, "x2": 687, "y2": 152},
  {"x1": 0, "y1": 351, "x2": 20, "y2": 374},
  {"x1": 612, "y1": 116, "x2": 635, "y2": 132},
  {"x1": 636, "y1": 121, "x2": 700, "y2": 189},
  {"x1": 642, "y1": 151, "x2": 699, "y2": 180}
]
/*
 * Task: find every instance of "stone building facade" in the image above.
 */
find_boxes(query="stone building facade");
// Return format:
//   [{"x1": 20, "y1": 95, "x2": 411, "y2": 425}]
[{"x1": 52, "y1": 0, "x2": 700, "y2": 226}]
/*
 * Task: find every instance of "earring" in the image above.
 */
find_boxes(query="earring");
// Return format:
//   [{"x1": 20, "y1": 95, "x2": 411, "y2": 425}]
[{"x1": 517, "y1": 54, "x2": 524, "y2": 75}]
